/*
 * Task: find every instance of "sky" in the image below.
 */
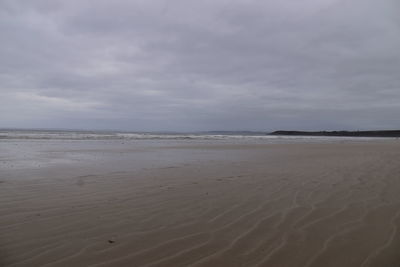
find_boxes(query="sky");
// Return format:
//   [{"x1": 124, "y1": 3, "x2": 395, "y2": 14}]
[{"x1": 1, "y1": 0, "x2": 399, "y2": 132}]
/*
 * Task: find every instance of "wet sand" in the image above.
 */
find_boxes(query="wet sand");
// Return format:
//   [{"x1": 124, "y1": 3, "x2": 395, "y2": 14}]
[{"x1": 1, "y1": 140, "x2": 400, "y2": 266}]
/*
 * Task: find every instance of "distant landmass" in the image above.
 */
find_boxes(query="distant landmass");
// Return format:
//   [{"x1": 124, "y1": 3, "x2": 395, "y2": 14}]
[{"x1": 269, "y1": 130, "x2": 400, "y2": 137}]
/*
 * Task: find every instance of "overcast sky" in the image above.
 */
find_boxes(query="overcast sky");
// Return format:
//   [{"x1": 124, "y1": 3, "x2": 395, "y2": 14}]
[{"x1": 1, "y1": 0, "x2": 399, "y2": 131}]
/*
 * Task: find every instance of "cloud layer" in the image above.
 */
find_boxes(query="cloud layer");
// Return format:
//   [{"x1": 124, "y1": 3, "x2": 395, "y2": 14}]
[{"x1": 1, "y1": 0, "x2": 399, "y2": 131}]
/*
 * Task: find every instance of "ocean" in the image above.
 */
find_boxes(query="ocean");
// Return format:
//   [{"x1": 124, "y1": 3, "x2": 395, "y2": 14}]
[{"x1": 0, "y1": 129, "x2": 389, "y2": 142}]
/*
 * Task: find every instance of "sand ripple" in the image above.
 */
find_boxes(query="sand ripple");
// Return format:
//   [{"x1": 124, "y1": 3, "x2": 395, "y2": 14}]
[{"x1": 1, "y1": 142, "x2": 400, "y2": 266}]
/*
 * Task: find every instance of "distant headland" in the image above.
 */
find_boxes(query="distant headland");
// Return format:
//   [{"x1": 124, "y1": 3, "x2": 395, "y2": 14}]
[{"x1": 269, "y1": 130, "x2": 400, "y2": 137}]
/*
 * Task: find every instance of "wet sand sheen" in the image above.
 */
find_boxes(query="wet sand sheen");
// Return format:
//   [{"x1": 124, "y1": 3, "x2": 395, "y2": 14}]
[{"x1": 1, "y1": 141, "x2": 400, "y2": 266}]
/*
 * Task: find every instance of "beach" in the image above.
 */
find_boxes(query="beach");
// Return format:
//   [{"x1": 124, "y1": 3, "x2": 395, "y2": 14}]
[{"x1": 1, "y1": 138, "x2": 400, "y2": 266}]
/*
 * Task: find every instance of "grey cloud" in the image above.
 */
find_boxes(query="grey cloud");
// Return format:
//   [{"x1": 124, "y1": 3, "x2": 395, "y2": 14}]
[{"x1": 1, "y1": 0, "x2": 399, "y2": 131}]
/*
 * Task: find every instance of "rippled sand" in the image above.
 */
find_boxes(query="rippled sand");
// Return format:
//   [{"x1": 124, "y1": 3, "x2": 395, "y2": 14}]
[{"x1": 1, "y1": 141, "x2": 400, "y2": 266}]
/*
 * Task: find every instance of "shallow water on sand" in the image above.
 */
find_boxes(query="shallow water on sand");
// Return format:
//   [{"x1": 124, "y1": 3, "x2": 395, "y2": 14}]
[{"x1": 1, "y1": 139, "x2": 400, "y2": 266}]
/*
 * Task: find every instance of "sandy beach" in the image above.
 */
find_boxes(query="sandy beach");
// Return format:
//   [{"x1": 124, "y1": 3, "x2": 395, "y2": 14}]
[{"x1": 1, "y1": 139, "x2": 400, "y2": 266}]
